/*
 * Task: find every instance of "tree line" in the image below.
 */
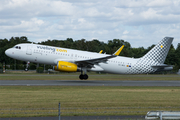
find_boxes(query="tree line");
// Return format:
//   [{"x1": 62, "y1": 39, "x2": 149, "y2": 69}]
[{"x1": 0, "y1": 36, "x2": 180, "y2": 72}]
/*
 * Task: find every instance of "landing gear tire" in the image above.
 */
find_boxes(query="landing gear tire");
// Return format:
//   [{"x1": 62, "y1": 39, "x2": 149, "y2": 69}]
[
  {"x1": 79, "y1": 74, "x2": 88, "y2": 80},
  {"x1": 84, "y1": 74, "x2": 88, "y2": 80},
  {"x1": 79, "y1": 74, "x2": 84, "y2": 80}
]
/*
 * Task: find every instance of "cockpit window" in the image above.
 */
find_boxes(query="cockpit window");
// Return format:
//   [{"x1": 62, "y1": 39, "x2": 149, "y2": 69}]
[{"x1": 13, "y1": 46, "x2": 21, "y2": 49}]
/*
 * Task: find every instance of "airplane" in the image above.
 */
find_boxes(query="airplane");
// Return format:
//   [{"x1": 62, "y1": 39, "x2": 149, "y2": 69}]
[{"x1": 5, "y1": 37, "x2": 173, "y2": 80}]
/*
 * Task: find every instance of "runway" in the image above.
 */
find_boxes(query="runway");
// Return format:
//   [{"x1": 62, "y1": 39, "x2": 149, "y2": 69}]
[{"x1": 0, "y1": 80, "x2": 180, "y2": 86}]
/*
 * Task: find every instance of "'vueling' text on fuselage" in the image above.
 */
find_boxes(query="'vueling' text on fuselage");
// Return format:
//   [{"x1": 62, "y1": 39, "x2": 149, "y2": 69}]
[
  {"x1": 37, "y1": 46, "x2": 56, "y2": 52},
  {"x1": 37, "y1": 46, "x2": 67, "y2": 53}
]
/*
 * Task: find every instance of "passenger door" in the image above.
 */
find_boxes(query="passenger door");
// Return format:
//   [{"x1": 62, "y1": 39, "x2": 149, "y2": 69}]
[{"x1": 26, "y1": 45, "x2": 32, "y2": 55}]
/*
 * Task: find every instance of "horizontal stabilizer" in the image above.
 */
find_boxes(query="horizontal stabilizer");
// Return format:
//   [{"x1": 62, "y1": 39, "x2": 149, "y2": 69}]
[
  {"x1": 151, "y1": 64, "x2": 173, "y2": 68},
  {"x1": 152, "y1": 64, "x2": 173, "y2": 71}
]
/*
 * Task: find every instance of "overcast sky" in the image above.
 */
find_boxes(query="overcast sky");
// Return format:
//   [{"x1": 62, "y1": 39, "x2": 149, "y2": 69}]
[{"x1": 0, "y1": 0, "x2": 180, "y2": 48}]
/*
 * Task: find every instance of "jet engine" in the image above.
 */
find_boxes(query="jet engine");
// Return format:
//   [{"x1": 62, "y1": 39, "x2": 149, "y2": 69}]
[{"x1": 54, "y1": 61, "x2": 77, "y2": 72}]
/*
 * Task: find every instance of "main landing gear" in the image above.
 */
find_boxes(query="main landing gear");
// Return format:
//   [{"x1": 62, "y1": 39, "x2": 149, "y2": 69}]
[
  {"x1": 24, "y1": 61, "x2": 30, "y2": 71},
  {"x1": 79, "y1": 67, "x2": 88, "y2": 80},
  {"x1": 79, "y1": 74, "x2": 88, "y2": 80}
]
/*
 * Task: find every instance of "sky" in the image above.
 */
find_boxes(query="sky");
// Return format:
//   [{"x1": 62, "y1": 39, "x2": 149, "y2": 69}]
[{"x1": 0, "y1": 0, "x2": 180, "y2": 48}]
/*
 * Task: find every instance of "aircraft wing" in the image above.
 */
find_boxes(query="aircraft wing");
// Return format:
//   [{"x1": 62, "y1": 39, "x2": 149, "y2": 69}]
[
  {"x1": 54, "y1": 45, "x2": 124, "y2": 67},
  {"x1": 75, "y1": 55, "x2": 117, "y2": 66},
  {"x1": 54, "y1": 55, "x2": 117, "y2": 67},
  {"x1": 77, "y1": 45, "x2": 124, "y2": 66}
]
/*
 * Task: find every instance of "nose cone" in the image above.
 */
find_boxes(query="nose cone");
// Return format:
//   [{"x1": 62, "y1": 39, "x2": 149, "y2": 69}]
[
  {"x1": 5, "y1": 49, "x2": 10, "y2": 56},
  {"x1": 5, "y1": 49, "x2": 13, "y2": 57}
]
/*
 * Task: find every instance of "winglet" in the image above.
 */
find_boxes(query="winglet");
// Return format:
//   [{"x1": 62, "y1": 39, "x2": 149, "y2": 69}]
[
  {"x1": 113, "y1": 45, "x2": 124, "y2": 56},
  {"x1": 99, "y1": 50, "x2": 103, "y2": 54}
]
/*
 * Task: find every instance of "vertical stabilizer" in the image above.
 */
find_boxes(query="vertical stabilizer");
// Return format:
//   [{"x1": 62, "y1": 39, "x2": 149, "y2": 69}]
[
  {"x1": 142, "y1": 37, "x2": 173, "y2": 64},
  {"x1": 126, "y1": 37, "x2": 173, "y2": 74}
]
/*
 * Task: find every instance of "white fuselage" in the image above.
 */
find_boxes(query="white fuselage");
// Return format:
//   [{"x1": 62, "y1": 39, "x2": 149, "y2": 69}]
[{"x1": 5, "y1": 43, "x2": 156, "y2": 74}]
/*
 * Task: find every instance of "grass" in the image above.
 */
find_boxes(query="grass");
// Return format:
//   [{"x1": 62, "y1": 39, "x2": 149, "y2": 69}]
[
  {"x1": 0, "y1": 73, "x2": 180, "y2": 118},
  {"x1": 0, "y1": 86, "x2": 180, "y2": 117}
]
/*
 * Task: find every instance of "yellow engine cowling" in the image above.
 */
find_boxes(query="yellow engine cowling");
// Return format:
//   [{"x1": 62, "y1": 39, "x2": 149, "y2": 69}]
[{"x1": 54, "y1": 61, "x2": 77, "y2": 72}]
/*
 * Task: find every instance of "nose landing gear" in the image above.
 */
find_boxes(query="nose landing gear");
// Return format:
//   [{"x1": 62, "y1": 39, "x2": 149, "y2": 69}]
[{"x1": 25, "y1": 61, "x2": 30, "y2": 71}]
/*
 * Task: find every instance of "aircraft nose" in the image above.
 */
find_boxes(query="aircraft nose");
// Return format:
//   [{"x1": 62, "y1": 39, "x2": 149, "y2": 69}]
[{"x1": 5, "y1": 49, "x2": 11, "y2": 57}]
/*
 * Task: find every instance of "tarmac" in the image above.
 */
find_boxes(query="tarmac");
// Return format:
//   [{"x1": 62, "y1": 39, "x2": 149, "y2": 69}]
[{"x1": 0, "y1": 80, "x2": 180, "y2": 86}]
